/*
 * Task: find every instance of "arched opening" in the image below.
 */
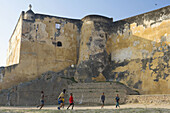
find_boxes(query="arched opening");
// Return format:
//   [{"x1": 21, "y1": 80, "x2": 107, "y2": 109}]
[{"x1": 57, "y1": 41, "x2": 62, "y2": 47}]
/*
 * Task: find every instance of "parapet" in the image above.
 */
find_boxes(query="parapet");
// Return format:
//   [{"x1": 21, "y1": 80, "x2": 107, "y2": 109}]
[{"x1": 81, "y1": 15, "x2": 113, "y2": 23}]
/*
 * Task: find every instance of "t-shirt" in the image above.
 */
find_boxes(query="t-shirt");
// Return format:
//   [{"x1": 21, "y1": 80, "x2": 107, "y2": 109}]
[
  {"x1": 101, "y1": 95, "x2": 105, "y2": 101},
  {"x1": 69, "y1": 96, "x2": 73, "y2": 103},
  {"x1": 41, "y1": 93, "x2": 44, "y2": 101},
  {"x1": 115, "y1": 96, "x2": 120, "y2": 102},
  {"x1": 58, "y1": 92, "x2": 64, "y2": 99}
]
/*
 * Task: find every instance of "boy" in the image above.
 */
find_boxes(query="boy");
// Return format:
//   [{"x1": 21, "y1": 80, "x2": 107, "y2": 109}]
[
  {"x1": 58, "y1": 89, "x2": 66, "y2": 110},
  {"x1": 37, "y1": 91, "x2": 45, "y2": 110},
  {"x1": 101, "y1": 92, "x2": 105, "y2": 108},
  {"x1": 67, "y1": 93, "x2": 74, "y2": 109},
  {"x1": 115, "y1": 94, "x2": 120, "y2": 108}
]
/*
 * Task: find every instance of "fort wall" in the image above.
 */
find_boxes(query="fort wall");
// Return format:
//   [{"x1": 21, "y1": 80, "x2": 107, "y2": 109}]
[
  {"x1": 109, "y1": 6, "x2": 170, "y2": 94},
  {"x1": 1, "y1": 11, "x2": 82, "y2": 89},
  {"x1": 0, "y1": 6, "x2": 170, "y2": 95},
  {"x1": 6, "y1": 12, "x2": 24, "y2": 66},
  {"x1": 19, "y1": 14, "x2": 81, "y2": 80},
  {"x1": 76, "y1": 6, "x2": 170, "y2": 94}
]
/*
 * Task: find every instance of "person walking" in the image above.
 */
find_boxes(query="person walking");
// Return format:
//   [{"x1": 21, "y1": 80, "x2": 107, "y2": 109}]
[
  {"x1": 37, "y1": 91, "x2": 45, "y2": 110},
  {"x1": 101, "y1": 92, "x2": 105, "y2": 108},
  {"x1": 58, "y1": 89, "x2": 66, "y2": 110},
  {"x1": 67, "y1": 93, "x2": 74, "y2": 110},
  {"x1": 115, "y1": 94, "x2": 120, "y2": 108}
]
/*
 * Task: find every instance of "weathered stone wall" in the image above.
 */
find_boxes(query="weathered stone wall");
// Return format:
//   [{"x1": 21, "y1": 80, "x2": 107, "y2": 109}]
[
  {"x1": 0, "y1": 66, "x2": 76, "y2": 106},
  {"x1": 76, "y1": 6, "x2": 170, "y2": 94},
  {"x1": 126, "y1": 95, "x2": 170, "y2": 105},
  {"x1": 67, "y1": 82, "x2": 138, "y2": 105},
  {"x1": 0, "y1": 67, "x2": 5, "y2": 82},
  {"x1": 19, "y1": 14, "x2": 81, "y2": 80},
  {"x1": 0, "y1": 67, "x2": 138, "y2": 106},
  {"x1": 6, "y1": 12, "x2": 24, "y2": 66},
  {"x1": 75, "y1": 15, "x2": 112, "y2": 82},
  {"x1": 1, "y1": 6, "x2": 170, "y2": 95},
  {"x1": 108, "y1": 6, "x2": 170, "y2": 94},
  {"x1": 0, "y1": 12, "x2": 82, "y2": 89},
  {"x1": 0, "y1": 64, "x2": 19, "y2": 89}
]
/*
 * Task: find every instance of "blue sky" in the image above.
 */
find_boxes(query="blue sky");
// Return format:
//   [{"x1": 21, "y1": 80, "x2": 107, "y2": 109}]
[{"x1": 0, "y1": 0, "x2": 169, "y2": 66}]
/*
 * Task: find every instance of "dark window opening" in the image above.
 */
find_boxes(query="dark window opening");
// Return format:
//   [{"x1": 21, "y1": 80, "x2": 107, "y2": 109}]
[
  {"x1": 100, "y1": 34, "x2": 104, "y2": 38},
  {"x1": 57, "y1": 41, "x2": 62, "y2": 47},
  {"x1": 105, "y1": 33, "x2": 107, "y2": 40}
]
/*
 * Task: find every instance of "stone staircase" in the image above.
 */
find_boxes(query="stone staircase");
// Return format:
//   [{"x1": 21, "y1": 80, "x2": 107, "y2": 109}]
[{"x1": 67, "y1": 82, "x2": 138, "y2": 105}]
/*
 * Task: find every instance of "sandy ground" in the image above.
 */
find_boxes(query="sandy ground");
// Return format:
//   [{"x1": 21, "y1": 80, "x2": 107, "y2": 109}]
[{"x1": 0, "y1": 104, "x2": 170, "y2": 110}]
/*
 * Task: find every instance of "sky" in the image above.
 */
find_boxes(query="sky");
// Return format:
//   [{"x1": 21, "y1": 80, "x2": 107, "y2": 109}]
[{"x1": 0, "y1": 0, "x2": 169, "y2": 67}]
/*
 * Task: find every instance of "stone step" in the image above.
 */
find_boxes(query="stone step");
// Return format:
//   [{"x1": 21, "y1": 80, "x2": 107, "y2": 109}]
[
  {"x1": 69, "y1": 82, "x2": 113, "y2": 85},
  {"x1": 68, "y1": 83, "x2": 125, "y2": 89},
  {"x1": 73, "y1": 98, "x2": 124, "y2": 102},
  {"x1": 67, "y1": 89, "x2": 126, "y2": 93},
  {"x1": 67, "y1": 93, "x2": 126, "y2": 98},
  {"x1": 68, "y1": 86, "x2": 125, "y2": 89},
  {"x1": 70, "y1": 97, "x2": 126, "y2": 105},
  {"x1": 65, "y1": 95, "x2": 126, "y2": 102},
  {"x1": 68, "y1": 87, "x2": 126, "y2": 91},
  {"x1": 66, "y1": 95, "x2": 125, "y2": 100},
  {"x1": 66, "y1": 82, "x2": 135, "y2": 105}
]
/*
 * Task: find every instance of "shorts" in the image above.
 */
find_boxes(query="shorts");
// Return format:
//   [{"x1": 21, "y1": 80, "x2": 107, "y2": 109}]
[
  {"x1": 58, "y1": 98, "x2": 63, "y2": 104},
  {"x1": 69, "y1": 103, "x2": 74, "y2": 105},
  {"x1": 41, "y1": 100, "x2": 44, "y2": 104},
  {"x1": 102, "y1": 100, "x2": 105, "y2": 104}
]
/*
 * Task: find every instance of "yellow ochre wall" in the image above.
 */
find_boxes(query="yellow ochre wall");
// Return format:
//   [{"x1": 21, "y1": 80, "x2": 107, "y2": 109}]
[
  {"x1": 0, "y1": 12, "x2": 80, "y2": 89},
  {"x1": 109, "y1": 7, "x2": 170, "y2": 94},
  {"x1": 1, "y1": 6, "x2": 170, "y2": 94},
  {"x1": 6, "y1": 13, "x2": 23, "y2": 66}
]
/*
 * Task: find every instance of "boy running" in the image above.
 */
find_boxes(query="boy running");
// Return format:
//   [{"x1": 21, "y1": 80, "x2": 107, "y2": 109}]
[
  {"x1": 58, "y1": 89, "x2": 66, "y2": 110},
  {"x1": 37, "y1": 91, "x2": 45, "y2": 110},
  {"x1": 67, "y1": 93, "x2": 74, "y2": 109}
]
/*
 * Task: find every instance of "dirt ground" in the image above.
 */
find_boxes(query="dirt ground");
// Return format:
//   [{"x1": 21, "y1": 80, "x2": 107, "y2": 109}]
[
  {"x1": 0, "y1": 104, "x2": 170, "y2": 113},
  {"x1": 0, "y1": 103, "x2": 170, "y2": 110}
]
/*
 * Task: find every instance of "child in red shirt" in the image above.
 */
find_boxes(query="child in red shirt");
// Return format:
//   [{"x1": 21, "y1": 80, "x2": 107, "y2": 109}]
[{"x1": 67, "y1": 93, "x2": 74, "y2": 109}]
